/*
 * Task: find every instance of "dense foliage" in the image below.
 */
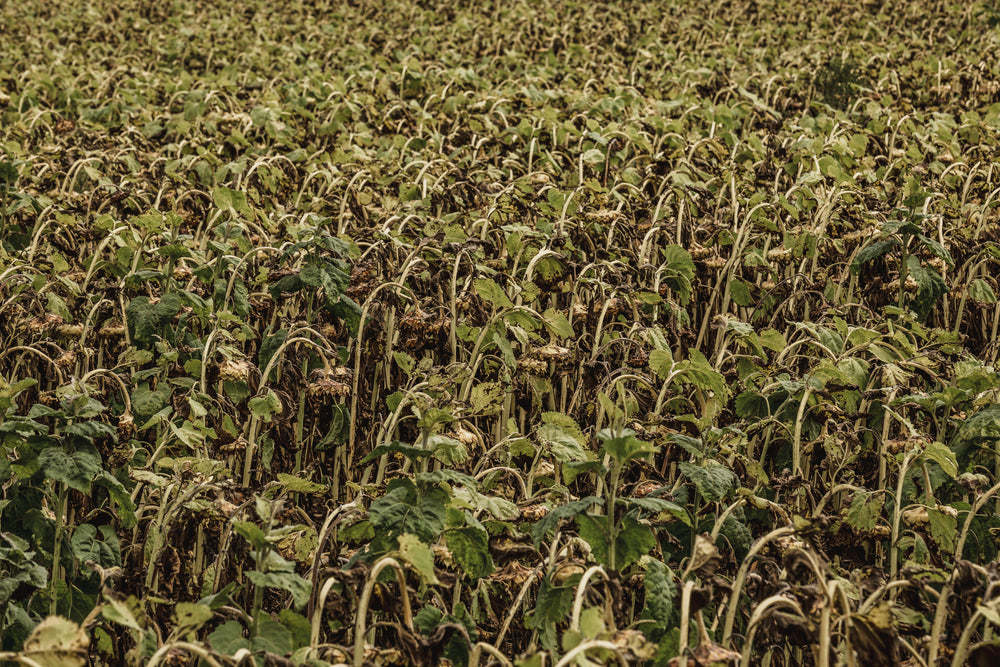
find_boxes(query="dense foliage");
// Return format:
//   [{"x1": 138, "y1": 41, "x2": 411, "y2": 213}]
[{"x1": 2, "y1": 0, "x2": 1000, "y2": 665}]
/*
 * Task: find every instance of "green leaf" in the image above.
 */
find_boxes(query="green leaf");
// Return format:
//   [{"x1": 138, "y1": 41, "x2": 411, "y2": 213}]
[
  {"x1": 576, "y1": 513, "x2": 610, "y2": 565},
  {"x1": 735, "y1": 391, "x2": 770, "y2": 418},
  {"x1": 429, "y1": 434, "x2": 468, "y2": 465},
  {"x1": 474, "y1": 278, "x2": 513, "y2": 310},
  {"x1": 370, "y1": 479, "x2": 448, "y2": 548},
  {"x1": 396, "y1": 533, "x2": 440, "y2": 585},
  {"x1": 246, "y1": 569, "x2": 312, "y2": 609},
  {"x1": 125, "y1": 294, "x2": 181, "y2": 344},
  {"x1": 208, "y1": 620, "x2": 249, "y2": 655},
  {"x1": 360, "y1": 440, "x2": 433, "y2": 465},
  {"x1": 212, "y1": 186, "x2": 255, "y2": 220},
  {"x1": 469, "y1": 381, "x2": 505, "y2": 415},
  {"x1": 542, "y1": 307, "x2": 576, "y2": 339},
  {"x1": 275, "y1": 473, "x2": 328, "y2": 495},
  {"x1": 538, "y1": 422, "x2": 588, "y2": 463},
  {"x1": 525, "y1": 574, "x2": 578, "y2": 652},
  {"x1": 615, "y1": 515, "x2": 656, "y2": 568},
  {"x1": 968, "y1": 279, "x2": 997, "y2": 304},
  {"x1": 641, "y1": 557, "x2": 677, "y2": 640},
  {"x1": 233, "y1": 522, "x2": 268, "y2": 550},
  {"x1": 850, "y1": 238, "x2": 899, "y2": 274},
  {"x1": 678, "y1": 462, "x2": 736, "y2": 502},
  {"x1": 173, "y1": 602, "x2": 212, "y2": 633},
  {"x1": 660, "y1": 245, "x2": 695, "y2": 305},
  {"x1": 248, "y1": 389, "x2": 282, "y2": 422},
  {"x1": 718, "y1": 516, "x2": 753, "y2": 558},
  {"x1": 845, "y1": 491, "x2": 884, "y2": 532},
  {"x1": 531, "y1": 497, "x2": 603, "y2": 548},
  {"x1": 38, "y1": 449, "x2": 100, "y2": 494},
  {"x1": 598, "y1": 428, "x2": 657, "y2": 466},
  {"x1": 94, "y1": 470, "x2": 137, "y2": 528},
  {"x1": 102, "y1": 595, "x2": 146, "y2": 632},
  {"x1": 927, "y1": 508, "x2": 957, "y2": 551},
  {"x1": 254, "y1": 616, "x2": 293, "y2": 655},
  {"x1": 923, "y1": 441, "x2": 958, "y2": 479},
  {"x1": 447, "y1": 526, "x2": 494, "y2": 580},
  {"x1": 907, "y1": 256, "x2": 947, "y2": 319}
]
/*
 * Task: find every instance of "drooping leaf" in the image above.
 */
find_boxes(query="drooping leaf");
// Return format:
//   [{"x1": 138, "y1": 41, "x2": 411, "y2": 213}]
[
  {"x1": 447, "y1": 526, "x2": 494, "y2": 580},
  {"x1": 641, "y1": 557, "x2": 677, "y2": 640},
  {"x1": 396, "y1": 533, "x2": 440, "y2": 585}
]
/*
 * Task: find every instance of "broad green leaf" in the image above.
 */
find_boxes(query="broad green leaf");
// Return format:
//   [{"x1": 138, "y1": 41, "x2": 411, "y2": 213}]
[
  {"x1": 850, "y1": 238, "x2": 899, "y2": 274},
  {"x1": 641, "y1": 557, "x2": 677, "y2": 640},
  {"x1": 20, "y1": 616, "x2": 89, "y2": 665},
  {"x1": 538, "y1": 423, "x2": 588, "y2": 463},
  {"x1": 447, "y1": 526, "x2": 494, "y2": 580},
  {"x1": 208, "y1": 620, "x2": 249, "y2": 655},
  {"x1": 248, "y1": 389, "x2": 282, "y2": 422},
  {"x1": 678, "y1": 462, "x2": 736, "y2": 502},
  {"x1": 845, "y1": 491, "x2": 884, "y2": 532},
  {"x1": 968, "y1": 279, "x2": 997, "y2": 304},
  {"x1": 615, "y1": 515, "x2": 656, "y2": 568},
  {"x1": 173, "y1": 603, "x2": 212, "y2": 634},
  {"x1": 246, "y1": 570, "x2": 311, "y2": 609},
  {"x1": 923, "y1": 441, "x2": 957, "y2": 479},
  {"x1": 429, "y1": 434, "x2": 468, "y2": 465},
  {"x1": 469, "y1": 381, "x2": 504, "y2": 415},
  {"x1": 927, "y1": 508, "x2": 957, "y2": 551},
  {"x1": 542, "y1": 307, "x2": 575, "y2": 339},
  {"x1": 125, "y1": 294, "x2": 181, "y2": 344},
  {"x1": 474, "y1": 278, "x2": 513, "y2": 310},
  {"x1": 598, "y1": 428, "x2": 657, "y2": 466},
  {"x1": 38, "y1": 449, "x2": 100, "y2": 494},
  {"x1": 397, "y1": 533, "x2": 440, "y2": 585},
  {"x1": 531, "y1": 497, "x2": 602, "y2": 548},
  {"x1": 274, "y1": 473, "x2": 328, "y2": 494},
  {"x1": 525, "y1": 574, "x2": 578, "y2": 652}
]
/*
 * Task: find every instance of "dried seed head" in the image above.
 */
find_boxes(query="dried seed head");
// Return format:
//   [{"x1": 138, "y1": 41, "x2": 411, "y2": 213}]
[
  {"x1": 520, "y1": 504, "x2": 549, "y2": 521},
  {"x1": 901, "y1": 507, "x2": 929, "y2": 526},
  {"x1": 217, "y1": 359, "x2": 253, "y2": 382},
  {"x1": 585, "y1": 209, "x2": 621, "y2": 223},
  {"x1": 432, "y1": 544, "x2": 454, "y2": 568},
  {"x1": 532, "y1": 344, "x2": 572, "y2": 361},
  {"x1": 99, "y1": 322, "x2": 127, "y2": 337},
  {"x1": 118, "y1": 413, "x2": 136, "y2": 441},
  {"x1": 55, "y1": 323, "x2": 85, "y2": 337},
  {"x1": 306, "y1": 367, "x2": 352, "y2": 397},
  {"x1": 957, "y1": 472, "x2": 989, "y2": 491},
  {"x1": 517, "y1": 358, "x2": 548, "y2": 374},
  {"x1": 633, "y1": 481, "x2": 662, "y2": 498},
  {"x1": 452, "y1": 427, "x2": 478, "y2": 447},
  {"x1": 688, "y1": 244, "x2": 712, "y2": 260},
  {"x1": 214, "y1": 498, "x2": 239, "y2": 518},
  {"x1": 28, "y1": 313, "x2": 63, "y2": 333},
  {"x1": 55, "y1": 351, "x2": 76, "y2": 368},
  {"x1": 553, "y1": 563, "x2": 586, "y2": 585},
  {"x1": 767, "y1": 246, "x2": 794, "y2": 262}
]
